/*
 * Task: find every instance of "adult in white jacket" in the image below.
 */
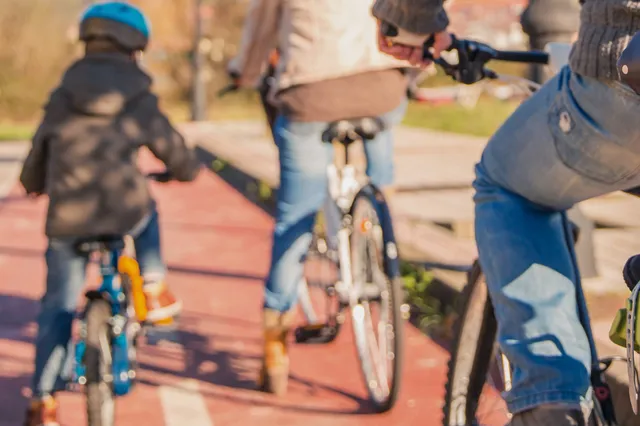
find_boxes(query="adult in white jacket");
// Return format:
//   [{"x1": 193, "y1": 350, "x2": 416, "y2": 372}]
[{"x1": 228, "y1": 0, "x2": 409, "y2": 396}]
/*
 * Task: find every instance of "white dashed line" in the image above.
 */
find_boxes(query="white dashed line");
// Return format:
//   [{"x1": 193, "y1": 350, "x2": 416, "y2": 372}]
[{"x1": 159, "y1": 379, "x2": 214, "y2": 426}]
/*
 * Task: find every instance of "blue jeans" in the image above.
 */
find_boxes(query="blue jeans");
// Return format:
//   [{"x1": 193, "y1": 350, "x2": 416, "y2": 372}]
[
  {"x1": 474, "y1": 66, "x2": 640, "y2": 413},
  {"x1": 32, "y1": 209, "x2": 166, "y2": 397},
  {"x1": 264, "y1": 100, "x2": 407, "y2": 312}
]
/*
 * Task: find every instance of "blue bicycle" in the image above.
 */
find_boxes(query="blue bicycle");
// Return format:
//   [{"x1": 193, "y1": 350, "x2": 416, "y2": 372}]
[{"x1": 72, "y1": 171, "x2": 172, "y2": 426}]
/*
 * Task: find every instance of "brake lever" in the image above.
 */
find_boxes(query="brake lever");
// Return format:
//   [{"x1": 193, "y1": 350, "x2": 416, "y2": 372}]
[
  {"x1": 423, "y1": 36, "x2": 496, "y2": 85},
  {"x1": 422, "y1": 35, "x2": 468, "y2": 81}
]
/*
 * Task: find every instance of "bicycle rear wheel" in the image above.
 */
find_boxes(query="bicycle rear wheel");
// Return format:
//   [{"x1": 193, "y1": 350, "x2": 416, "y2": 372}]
[
  {"x1": 443, "y1": 260, "x2": 510, "y2": 426},
  {"x1": 349, "y1": 184, "x2": 404, "y2": 412},
  {"x1": 84, "y1": 299, "x2": 116, "y2": 426}
]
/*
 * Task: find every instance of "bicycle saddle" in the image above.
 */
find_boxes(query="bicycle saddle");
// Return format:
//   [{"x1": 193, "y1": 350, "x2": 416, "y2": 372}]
[
  {"x1": 322, "y1": 117, "x2": 385, "y2": 145},
  {"x1": 618, "y1": 31, "x2": 640, "y2": 95},
  {"x1": 75, "y1": 235, "x2": 126, "y2": 254}
]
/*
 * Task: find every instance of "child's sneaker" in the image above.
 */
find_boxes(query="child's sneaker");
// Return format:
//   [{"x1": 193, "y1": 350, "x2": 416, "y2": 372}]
[
  {"x1": 144, "y1": 282, "x2": 182, "y2": 325},
  {"x1": 24, "y1": 396, "x2": 59, "y2": 426}
]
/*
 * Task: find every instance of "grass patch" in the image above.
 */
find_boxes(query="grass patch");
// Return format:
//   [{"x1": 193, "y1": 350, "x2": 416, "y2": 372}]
[
  {"x1": 0, "y1": 123, "x2": 34, "y2": 141},
  {"x1": 0, "y1": 99, "x2": 516, "y2": 141},
  {"x1": 401, "y1": 261, "x2": 447, "y2": 333},
  {"x1": 165, "y1": 91, "x2": 264, "y2": 123},
  {"x1": 400, "y1": 62, "x2": 526, "y2": 137},
  {"x1": 169, "y1": 81, "x2": 519, "y2": 138},
  {"x1": 403, "y1": 96, "x2": 518, "y2": 137},
  {"x1": 3, "y1": 64, "x2": 527, "y2": 141}
]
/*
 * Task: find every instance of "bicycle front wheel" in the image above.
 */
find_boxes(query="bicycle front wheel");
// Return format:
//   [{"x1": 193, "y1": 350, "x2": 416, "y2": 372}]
[
  {"x1": 443, "y1": 260, "x2": 510, "y2": 426},
  {"x1": 349, "y1": 184, "x2": 404, "y2": 412},
  {"x1": 84, "y1": 299, "x2": 116, "y2": 426}
]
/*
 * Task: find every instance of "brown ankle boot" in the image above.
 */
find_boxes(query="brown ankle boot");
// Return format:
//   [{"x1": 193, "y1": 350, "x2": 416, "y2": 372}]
[
  {"x1": 258, "y1": 309, "x2": 296, "y2": 395},
  {"x1": 24, "y1": 396, "x2": 59, "y2": 426}
]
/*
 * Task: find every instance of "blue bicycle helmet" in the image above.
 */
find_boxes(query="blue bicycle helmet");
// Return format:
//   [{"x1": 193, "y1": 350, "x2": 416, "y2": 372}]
[{"x1": 79, "y1": 2, "x2": 150, "y2": 52}]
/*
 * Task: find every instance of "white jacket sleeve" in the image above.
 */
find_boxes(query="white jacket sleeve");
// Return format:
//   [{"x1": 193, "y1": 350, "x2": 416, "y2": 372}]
[{"x1": 227, "y1": 0, "x2": 281, "y2": 88}]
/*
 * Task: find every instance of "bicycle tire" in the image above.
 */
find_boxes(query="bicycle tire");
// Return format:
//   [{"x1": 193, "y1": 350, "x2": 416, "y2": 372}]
[
  {"x1": 442, "y1": 260, "x2": 508, "y2": 426},
  {"x1": 349, "y1": 184, "x2": 404, "y2": 412},
  {"x1": 84, "y1": 299, "x2": 116, "y2": 426},
  {"x1": 443, "y1": 262, "x2": 615, "y2": 426}
]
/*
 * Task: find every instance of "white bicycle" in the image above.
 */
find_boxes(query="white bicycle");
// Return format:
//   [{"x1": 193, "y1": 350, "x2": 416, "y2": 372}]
[
  {"x1": 293, "y1": 118, "x2": 408, "y2": 412},
  {"x1": 218, "y1": 80, "x2": 408, "y2": 411}
]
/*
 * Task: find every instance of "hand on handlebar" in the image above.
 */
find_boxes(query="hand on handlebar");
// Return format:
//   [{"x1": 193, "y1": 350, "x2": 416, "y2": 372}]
[
  {"x1": 228, "y1": 69, "x2": 242, "y2": 87},
  {"x1": 429, "y1": 36, "x2": 498, "y2": 85},
  {"x1": 377, "y1": 22, "x2": 452, "y2": 68},
  {"x1": 379, "y1": 22, "x2": 549, "y2": 89},
  {"x1": 217, "y1": 68, "x2": 242, "y2": 98}
]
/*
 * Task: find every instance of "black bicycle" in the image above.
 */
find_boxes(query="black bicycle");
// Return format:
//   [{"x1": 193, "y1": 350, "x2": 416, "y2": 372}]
[{"x1": 379, "y1": 26, "x2": 624, "y2": 425}]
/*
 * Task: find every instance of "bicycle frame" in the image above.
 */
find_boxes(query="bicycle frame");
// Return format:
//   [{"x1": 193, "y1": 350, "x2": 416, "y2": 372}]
[
  {"x1": 74, "y1": 243, "x2": 140, "y2": 397},
  {"x1": 324, "y1": 146, "x2": 364, "y2": 303}
]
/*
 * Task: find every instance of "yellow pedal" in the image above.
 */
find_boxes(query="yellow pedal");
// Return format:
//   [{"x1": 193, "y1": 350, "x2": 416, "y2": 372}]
[
  {"x1": 609, "y1": 299, "x2": 640, "y2": 352},
  {"x1": 118, "y1": 256, "x2": 147, "y2": 323}
]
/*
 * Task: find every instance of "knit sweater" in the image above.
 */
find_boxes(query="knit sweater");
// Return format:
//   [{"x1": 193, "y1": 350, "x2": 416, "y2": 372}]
[{"x1": 372, "y1": 0, "x2": 640, "y2": 81}]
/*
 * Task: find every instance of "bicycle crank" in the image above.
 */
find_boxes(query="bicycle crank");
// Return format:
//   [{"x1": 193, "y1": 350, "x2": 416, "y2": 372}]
[{"x1": 295, "y1": 320, "x2": 342, "y2": 344}]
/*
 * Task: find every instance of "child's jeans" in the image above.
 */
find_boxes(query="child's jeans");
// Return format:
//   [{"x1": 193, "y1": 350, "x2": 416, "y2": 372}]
[{"x1": 31, "y1": 209, "x2": 165, "y2": 397}]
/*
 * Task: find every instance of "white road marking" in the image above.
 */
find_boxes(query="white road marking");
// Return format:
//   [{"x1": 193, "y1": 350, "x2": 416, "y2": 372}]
[
  {"x1": 159, "y1": 379, "x2": 214, "y2": 426},
  {"x1": 0, "y1": 142, "x2": 28, "y2": 199}
]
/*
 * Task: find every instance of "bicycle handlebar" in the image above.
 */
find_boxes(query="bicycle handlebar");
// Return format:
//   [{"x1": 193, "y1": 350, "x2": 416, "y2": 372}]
[
  {"x1": 380, "y1": 23, "x2": 549, "y2": 86},
  {"x1": 424, "y1": 35, "x2": 549, "y2": 85},
  {"x1": 492, "y1": 49, "x2": 549, "y2": 65},
  {"x1": 217, "y1": 83, "x2": 239, "y2": 98}
]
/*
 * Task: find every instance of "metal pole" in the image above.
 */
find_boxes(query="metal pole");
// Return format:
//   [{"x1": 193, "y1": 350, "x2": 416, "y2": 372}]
[
  {"x1": 191, "y1": 0, "x2": 207, "y2": 121},
  {"x1": 520, "y1": 0, "x2": 580, "y2": 84}
]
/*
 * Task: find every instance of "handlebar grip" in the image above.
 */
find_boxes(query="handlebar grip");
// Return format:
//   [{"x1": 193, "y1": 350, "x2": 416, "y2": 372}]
[
  {"x1": 146, "y1": 171, "x2": 173, "y2": 183},
  {"x1": 494, "y1": 50, "x2": 549, "y2": 65}
]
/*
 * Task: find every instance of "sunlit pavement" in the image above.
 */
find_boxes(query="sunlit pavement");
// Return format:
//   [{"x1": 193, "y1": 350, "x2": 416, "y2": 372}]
[{"x1": 0, "y1": 151, "x2": 451, "y2": 425}]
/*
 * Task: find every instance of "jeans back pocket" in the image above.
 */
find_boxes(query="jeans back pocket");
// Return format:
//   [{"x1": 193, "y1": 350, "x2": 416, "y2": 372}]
[{"x1": 549, "y1": 87, "x2": 640, "y2": 184}]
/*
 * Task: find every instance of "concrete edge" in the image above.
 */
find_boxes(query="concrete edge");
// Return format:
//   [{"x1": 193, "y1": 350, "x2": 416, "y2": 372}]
[{"x1": 0, "y1": 141, "x2": 29, "y2": 198}]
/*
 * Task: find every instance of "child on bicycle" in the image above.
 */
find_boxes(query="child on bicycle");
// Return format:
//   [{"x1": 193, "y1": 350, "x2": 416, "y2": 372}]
[{"x1": 19, "y1": 3, "x2": 200, "y2": 424}]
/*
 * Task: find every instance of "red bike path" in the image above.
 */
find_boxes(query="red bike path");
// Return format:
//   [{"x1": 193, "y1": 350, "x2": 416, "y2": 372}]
[{"x1": 0, "y1": 153, "x2": 452, "y2": 425}]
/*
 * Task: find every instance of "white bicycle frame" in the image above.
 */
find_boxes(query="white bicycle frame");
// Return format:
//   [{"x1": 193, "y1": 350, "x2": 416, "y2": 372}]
[{"x1": 297, "y1": 147, "x2": 363, "y2": 321}]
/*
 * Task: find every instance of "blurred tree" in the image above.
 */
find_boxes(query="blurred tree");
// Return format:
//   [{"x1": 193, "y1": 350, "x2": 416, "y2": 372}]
[
  {"x1": 0, "y1": 0, "x2": 249, "y2": 121},
  {"x1": 0, "y1": 0, "x2": 77, "y2": 120}
]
